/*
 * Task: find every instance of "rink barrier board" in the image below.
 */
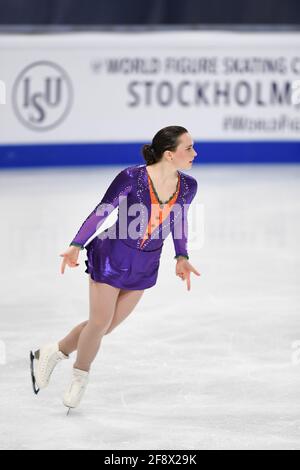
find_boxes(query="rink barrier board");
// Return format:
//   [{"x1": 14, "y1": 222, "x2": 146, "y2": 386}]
[{"x1": 0, "y1": 141, "x2": 299, "y2": 168}]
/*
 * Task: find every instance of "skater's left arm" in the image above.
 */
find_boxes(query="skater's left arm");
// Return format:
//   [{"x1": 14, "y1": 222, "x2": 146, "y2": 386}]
[
  {"x1": 172, "y1": 178, "x2": 200, "y2": 291},
  {"x1": 175, "y1": 257, "x2": 201, "y2": 291}
]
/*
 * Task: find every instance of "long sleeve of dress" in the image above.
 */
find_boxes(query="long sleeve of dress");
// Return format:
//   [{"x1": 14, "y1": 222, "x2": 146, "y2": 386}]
[
  {"x1": 172, "y1": 178, "x2": 198, "y2": 260},
  {"x1": 69, "y1": 168, "x2": 133, "y2": 249}
]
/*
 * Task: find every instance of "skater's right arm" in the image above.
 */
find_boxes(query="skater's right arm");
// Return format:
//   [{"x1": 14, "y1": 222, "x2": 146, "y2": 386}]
[
  {"x1": 68, "y1": 167, "x2": 133, "y2": 249},
  {"x1": 60, "y1": 246, "x2": 81, "y2": 274}
]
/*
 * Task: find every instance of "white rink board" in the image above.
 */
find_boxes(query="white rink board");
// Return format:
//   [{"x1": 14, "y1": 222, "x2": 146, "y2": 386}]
[{"x1": 0, "y1": 31, "x2": 300, "y2": 144}]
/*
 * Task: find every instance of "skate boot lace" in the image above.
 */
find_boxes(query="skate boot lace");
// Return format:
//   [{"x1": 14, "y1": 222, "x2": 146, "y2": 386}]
[
  {"x1": 40, "y1": 352, "x2": 63, "y2": 382},
  {"x1": 68, "y1": 374, "x2": 88, "y2": 397}
]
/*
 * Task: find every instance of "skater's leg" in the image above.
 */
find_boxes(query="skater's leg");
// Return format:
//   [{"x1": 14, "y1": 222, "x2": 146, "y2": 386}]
[
  {"x1": 58, "y1": 321, "x2": 88, "y2": 356},
  {"x1": 73, "y1": 276, "x2": 120, "y2": 372},
  {"x1": 104, "y1": 289, "x2": 145, "y2": 335},
  {"x1": 58, "y1": 288, "x2": 144, "y2": 355},
  {"x1": 58, "y1": 288, "x2": 144, "y2": 354}
]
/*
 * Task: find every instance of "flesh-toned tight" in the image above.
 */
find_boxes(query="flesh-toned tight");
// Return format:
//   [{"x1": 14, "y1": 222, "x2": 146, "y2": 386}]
[{"x1": 58, "y1": 275, "x2": 144, "y2": 372}]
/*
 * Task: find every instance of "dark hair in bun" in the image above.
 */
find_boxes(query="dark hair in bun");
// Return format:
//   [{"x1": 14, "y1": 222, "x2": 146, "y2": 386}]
[
  {"x1": 141, "y1": 125, "x2": 188, "y2": 166},
  {"x1": 141, "y1": 144, "x2": 156, "y2": 165}
]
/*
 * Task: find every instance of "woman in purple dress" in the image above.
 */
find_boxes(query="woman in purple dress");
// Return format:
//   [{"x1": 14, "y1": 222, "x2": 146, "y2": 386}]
[{"x1": 30, "y1": 126, "x2": 201, "y2": 412}]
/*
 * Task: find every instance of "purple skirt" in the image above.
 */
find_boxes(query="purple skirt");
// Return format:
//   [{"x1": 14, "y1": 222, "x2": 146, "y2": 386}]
[{"x1": 84, "y1": 235, "x2": 163, "y2": 290}]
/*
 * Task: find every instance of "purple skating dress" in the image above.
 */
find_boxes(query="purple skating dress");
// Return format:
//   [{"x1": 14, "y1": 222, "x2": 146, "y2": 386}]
[{"x1": 69, "y1": 164, "x2": 198, "y2": 290}]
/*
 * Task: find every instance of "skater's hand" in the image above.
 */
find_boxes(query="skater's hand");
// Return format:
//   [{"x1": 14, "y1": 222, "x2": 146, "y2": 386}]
[
  {"x1": 59, "y1": 246, "x2": 80, "y2": 274},
  {"x1": 175, "y1": 258, "x2": 201, "y2": 291}
]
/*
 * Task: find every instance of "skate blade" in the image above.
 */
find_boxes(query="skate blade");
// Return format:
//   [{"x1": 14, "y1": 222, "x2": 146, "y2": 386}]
[{"x1": 29, "y1": 351, "x2": 40, "y2": 395}]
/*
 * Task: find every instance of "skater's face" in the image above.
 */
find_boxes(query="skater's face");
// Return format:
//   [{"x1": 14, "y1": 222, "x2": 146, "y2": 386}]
[{"x1": 167, "y1": 133, "x2": 197, "y2": 170}]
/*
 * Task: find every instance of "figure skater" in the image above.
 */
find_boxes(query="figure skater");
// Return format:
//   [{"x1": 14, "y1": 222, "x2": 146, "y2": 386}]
[{"x1": 30, "y1": 125, "x2": 201, "y2": 413}]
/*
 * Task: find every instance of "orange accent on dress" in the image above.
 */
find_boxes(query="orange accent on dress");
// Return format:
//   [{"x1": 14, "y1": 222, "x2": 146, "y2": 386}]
[{"x1": 140, "y1": 172, "x2": 180, "y2": 248}]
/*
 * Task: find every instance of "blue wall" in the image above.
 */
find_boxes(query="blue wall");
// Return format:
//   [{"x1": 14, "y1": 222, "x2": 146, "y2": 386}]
[{"x1": 0, "y1": 141, "x2": 299, "y2": 168}]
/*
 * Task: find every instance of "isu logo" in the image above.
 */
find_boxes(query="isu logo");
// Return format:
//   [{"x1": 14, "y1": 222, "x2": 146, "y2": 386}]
[{"x1": 12, "y1": 61, "x2": 73, "y2": 131}]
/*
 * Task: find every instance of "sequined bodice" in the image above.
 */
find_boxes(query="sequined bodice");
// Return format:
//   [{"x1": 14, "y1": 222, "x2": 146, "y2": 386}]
[
  {"x1": 140, "y1": 170, "x2": 180, "y2": 248},
  {"x1": 70, "y1": 163, "x2": 198, "y2": 258}
]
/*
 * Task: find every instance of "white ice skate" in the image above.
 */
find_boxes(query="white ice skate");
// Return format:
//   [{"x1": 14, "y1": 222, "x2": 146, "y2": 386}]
[
  {"x1": 63, "y1": 368, "x2": 89, "y2": 414},
  {"x1": 30, "y1": 342, "x2": 69, "y2": 395}
]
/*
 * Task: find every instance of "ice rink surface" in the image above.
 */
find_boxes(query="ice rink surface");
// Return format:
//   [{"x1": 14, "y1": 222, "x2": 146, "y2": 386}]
[{"x1": 0, "y1": 163, "x2": 299, "y2": 450}]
